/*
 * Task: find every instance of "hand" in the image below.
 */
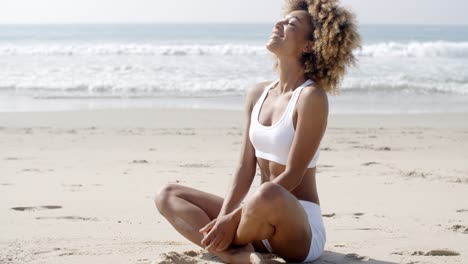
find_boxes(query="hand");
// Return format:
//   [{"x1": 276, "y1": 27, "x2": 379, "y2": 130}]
[{"x1": 199, "y1": 212, "x2": 239, "y2": 252}]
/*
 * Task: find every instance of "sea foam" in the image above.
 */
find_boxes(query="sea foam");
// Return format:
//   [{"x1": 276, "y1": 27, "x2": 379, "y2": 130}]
[{"x1": 1, "y1": 41, "x2": 468, "y2": 58}]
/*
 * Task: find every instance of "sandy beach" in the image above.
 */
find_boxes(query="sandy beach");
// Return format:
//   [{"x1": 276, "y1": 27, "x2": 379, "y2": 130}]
[{"x1": 1, "y1": 109, "x2": 467, "y2": 264}]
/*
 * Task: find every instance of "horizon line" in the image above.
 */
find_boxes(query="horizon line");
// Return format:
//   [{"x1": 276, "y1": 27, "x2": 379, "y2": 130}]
[{"x1": 0, "y1": 22, "x2": 468, "y2": 26}]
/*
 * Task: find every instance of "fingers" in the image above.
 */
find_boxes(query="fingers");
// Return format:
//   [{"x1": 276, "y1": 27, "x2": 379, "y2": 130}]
[
  {"x1": 200, "y1": 217, "x2": 235, "y2": 251},
  {"x1": 216, "y1": 238, "x2": 230, "y2": 252},
  {"x1": 201, "y1": 226, "x2": 217, "y2": 246},
  {"x1": 199, "y1": 218, "x2": 216, "y2": 233},
  {"x1": 205, "y1": 233, "x2": 224, "y2": 252}
]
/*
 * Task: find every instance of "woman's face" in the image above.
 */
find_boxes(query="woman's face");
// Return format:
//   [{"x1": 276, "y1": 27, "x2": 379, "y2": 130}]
[{"x1": 266, "y1": 10, "x2": 313, "y2": 59}]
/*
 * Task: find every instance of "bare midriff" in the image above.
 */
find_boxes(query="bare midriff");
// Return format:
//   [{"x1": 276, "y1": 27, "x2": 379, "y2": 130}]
[{"x1": 257, "y1": 158, "x2": 320, "y2": 205}]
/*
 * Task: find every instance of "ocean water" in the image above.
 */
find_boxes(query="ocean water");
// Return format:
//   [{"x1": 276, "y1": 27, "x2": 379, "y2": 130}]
[{"x1": 1, "y1": 23, "x2": 468, "y2": 113}]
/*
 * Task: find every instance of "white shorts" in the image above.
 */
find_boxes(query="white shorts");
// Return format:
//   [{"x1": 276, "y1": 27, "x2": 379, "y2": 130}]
[{"x1": 261, "y1": 200, "x2": 326, "y2": 262}]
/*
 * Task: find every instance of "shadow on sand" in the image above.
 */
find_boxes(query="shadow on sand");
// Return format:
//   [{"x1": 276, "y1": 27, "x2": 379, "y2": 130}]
[{"x1": 197, "y1": 250, "x2": 398, "y2": 264}]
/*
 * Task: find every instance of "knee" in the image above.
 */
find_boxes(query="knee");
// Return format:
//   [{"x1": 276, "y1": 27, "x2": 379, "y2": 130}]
[
  {"x1": 154, "y1": 183, "x2": 179, "y2": 215},
  {"x1": 247, "y1": 182, "x2": 285, "y2": 211},
  {"x1": 256, "y1": 182, "x2": 285, "y2": 202}
]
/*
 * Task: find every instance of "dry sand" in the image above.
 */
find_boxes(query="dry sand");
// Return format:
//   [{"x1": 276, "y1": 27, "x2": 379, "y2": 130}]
[{"x1": 1, "y1": 109, "x2": 467, "y2": 264}]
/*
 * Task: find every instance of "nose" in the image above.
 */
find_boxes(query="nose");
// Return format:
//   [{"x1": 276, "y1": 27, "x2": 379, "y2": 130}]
[{"x1": 274, "y1": 18, "x2": 287, "y2": 30}]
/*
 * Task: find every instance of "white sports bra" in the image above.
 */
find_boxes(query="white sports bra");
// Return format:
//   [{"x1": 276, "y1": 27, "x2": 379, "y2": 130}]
[{"x1": 249, "y1": 79, "x2": 320, "y2": 168}]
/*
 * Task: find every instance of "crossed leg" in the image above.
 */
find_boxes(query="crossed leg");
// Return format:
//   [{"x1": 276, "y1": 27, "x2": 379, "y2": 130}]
[
  {"x1": 155, "y1": 183, "x2": 257, "y2": 263},
  {"x1": 155, "y1": 182, "x2": 312, "y2": 263}
]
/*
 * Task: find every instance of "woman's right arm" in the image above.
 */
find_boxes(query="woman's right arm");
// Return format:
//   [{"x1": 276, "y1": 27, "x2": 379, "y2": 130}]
[
  {"x1": 218, "y1": 82, "x2": 267, "y2": 216},
  {"x1": 200, "y1": 82, "x2": 267, "y2": 251}
]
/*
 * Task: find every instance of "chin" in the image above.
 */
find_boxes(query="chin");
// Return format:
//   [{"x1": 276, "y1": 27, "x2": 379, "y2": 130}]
[{"x1": 266, "y1": 38, "x2": 281, "y2": 54}]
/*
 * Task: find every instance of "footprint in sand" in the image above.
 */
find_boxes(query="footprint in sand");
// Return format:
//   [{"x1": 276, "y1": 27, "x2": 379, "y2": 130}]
[
  {"x1": 24, "y1": 128, "x2": 34, "y2": 134},
  {"x1": 376, "y1": 146, "x2": 392, "y2": 151},
  {"x1": 345, "y1": 253, "x2": 370, "y2": 261},
  {"x1": 4, "y1": 157, "x2": 20, "y2": 160},
  {"x1": 411, "y1": 249, "x2": 460, "y2": 256},
  {"x1": 130, "y1": 159, "x2": 150, "y2": 164},
  {"x1": 450, "y1": 224, "x2": 468, "y2": 234},
  {"x1": 179, "y1": 163, "x2": 211, "y2": 168},
  {"x1": 11, "y1": 205, "x2": 62, "y2": 211},
  {"x1": 352, "y1": 212, "x2": 365, "y2": 219},
  {"x1": 353, "y1": 228, "x2": 379, "y2": 231},
  {"x1": 322, "y1": 213, "x2": 336, "y2": 217},
  {"x1": 351, "y1": 144, "x2": 372, "y2": 150},
  {"x1": 22, "y1": 168, "x2": 42, "y2": 172},
  {"x1": 362, "y1": 162, "x2": 379, "y2": 166},
  {"x1": 174, "y1": 129, "x2": 196, "y2": 136},
  {"x1": 454, "y1": 178, "x2": 468, "y2": 184},
  {"x1": 35, "y1": 216, "x2": 98, "y2": 221},
  {"x1": 402, "y1": 170, "x2": 429, "y2": 179}
]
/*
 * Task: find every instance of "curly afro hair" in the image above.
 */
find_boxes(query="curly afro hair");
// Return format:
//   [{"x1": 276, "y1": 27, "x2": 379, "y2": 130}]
[{"x1": 281, "y1": 0, "x2": 361, "y2": 94}]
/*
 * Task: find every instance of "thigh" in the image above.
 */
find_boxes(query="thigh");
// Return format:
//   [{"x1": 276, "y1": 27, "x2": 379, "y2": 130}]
[
  {"x1": 268, "y1": 196, "x2": 311, "y2": 262},
  {"x1": 167, "y1": 184, "x2": 224, "y2": 220},
  {"x1": 237, "y1": 183, "x2": 311, "y2": 262}
]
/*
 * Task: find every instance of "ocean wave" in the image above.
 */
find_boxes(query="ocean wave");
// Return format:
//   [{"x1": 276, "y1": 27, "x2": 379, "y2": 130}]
[
  {"x1": 1, "y1": 41, "x2": 468, "y2": 58},
  {"x1": 2, "y1": 78, "x2": 468, "y2": 97},
  {"x1": 358, "y1": 41, "x2": 468, "y2": 58},
  {"x1": 341, "y1": 78, "x2": 468, "y2": 95},
  {"x1": 0, "y1": 80, "x2": 250, "y2": 97},
  {"x1": 342, "y1": 85, "x2": 468, "y2": 95},
  {"x1": 0, "y1": 44, "x2": 267, "y2": 56}
]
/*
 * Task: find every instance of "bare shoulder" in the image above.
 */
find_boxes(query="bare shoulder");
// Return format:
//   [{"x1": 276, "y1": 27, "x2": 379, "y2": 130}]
[
  {"x1": 297, "y1": 83, "x2": 329, "y2": 114},
  {"x1": 245, "y1": 81, "x2": 273, "y2": 108}
]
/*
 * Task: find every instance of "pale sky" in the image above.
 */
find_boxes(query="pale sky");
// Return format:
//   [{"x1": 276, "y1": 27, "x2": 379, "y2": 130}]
[{"x1": 1, "y1": 0, "x2": 467, "y2": 25}]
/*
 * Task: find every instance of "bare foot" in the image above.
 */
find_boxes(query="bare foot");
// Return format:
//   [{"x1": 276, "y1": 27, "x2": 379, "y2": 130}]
[{"x1": 211, "y1": 244, "x2": 257, "y2": 264}]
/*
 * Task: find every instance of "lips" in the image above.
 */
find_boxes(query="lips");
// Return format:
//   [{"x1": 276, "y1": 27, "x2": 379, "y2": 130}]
[{"x1": 271, "y1": 30, "x2": 283, "y2": 38}]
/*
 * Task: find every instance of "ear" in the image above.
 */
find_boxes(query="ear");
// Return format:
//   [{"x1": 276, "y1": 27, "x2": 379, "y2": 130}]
[{"x1": 303, "y1": 41, "x2": 314, "y2": 53}]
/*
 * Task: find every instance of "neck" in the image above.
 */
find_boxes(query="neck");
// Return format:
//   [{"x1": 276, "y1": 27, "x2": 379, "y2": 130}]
[{"x1": 276, "y1": 56, "x2": 306, "y2": 94}]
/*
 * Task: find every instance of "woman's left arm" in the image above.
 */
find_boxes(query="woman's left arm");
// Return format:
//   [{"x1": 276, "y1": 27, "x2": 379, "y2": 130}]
[{"x1": 272, "y1": 85, "x2": 329, "y2": 190}]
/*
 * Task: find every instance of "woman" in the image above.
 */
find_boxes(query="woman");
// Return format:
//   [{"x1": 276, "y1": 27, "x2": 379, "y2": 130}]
[{"x1": 155, "y1": 0, "x2": 360, "y2": 263}]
